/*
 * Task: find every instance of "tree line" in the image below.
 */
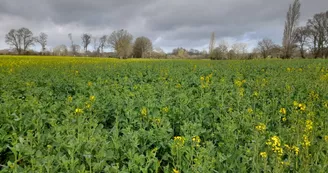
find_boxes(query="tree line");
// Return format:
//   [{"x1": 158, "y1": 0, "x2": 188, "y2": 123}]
[
  {"x1": 3, "y1": 0, "x2": 328, "y2": 59},
  {"x1": 209, "y1": 0, "x2": 328, "y2": 60},
  {"x1": 4, "y1": 29, "x2": 162, "y2": 58}
]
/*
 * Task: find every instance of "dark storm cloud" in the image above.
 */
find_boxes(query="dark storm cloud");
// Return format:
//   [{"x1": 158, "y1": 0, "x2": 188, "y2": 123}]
[{"x1": 0, "y1": 0, "x2": 327, "y2": 52}]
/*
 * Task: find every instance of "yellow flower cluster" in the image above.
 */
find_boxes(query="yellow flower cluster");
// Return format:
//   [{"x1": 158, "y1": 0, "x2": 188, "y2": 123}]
[
  {"x1": 309, "y1": 91, "x2": 319, "y2": 100},
  {"x1": 305, "y1": 120, "x2": 313, "y2": 133},
  {"x1": 234, "y1": 79, "x2": 246, "y2": 87},
  {"x1": 174, "y1": 136, "x2": 185, "y2": 147},
  {"x1": 200, "y1": 74, "x2": 213, "y2": 88},
  {"x1": 294, "y1": 101, "x2": 306, "y2": 111},
  {"x1": 192, "y1": 136, "x2": 201, "y2": 147},
  {"x1": 281, "y1": 161, "x2": 291, "y2": 166},
  {"x1": 302, "y1": 135, "x2": 311, "y2": 147},
  {"x1": 266, "y1": 136, "x2": 283, "y2": 156},
  {"x1": 324, "y1": 135, "x2": 328, "y2": 142},
  {"x1": 141, "y1": 107, "x2": 147, "y2": 117},
  {"x1": 87, "y1": 81, "x2": 92, "y2": 86},
  {"x1": 67, "y1": 96, "x2": 73, "y2": 102},
  {"x1": 260, "y1": 152, "x2": 267, "y2": 158},
  {"x1": 75, "y1": 108, "x2": 83, "y2": 114},
  {"x1": 279, "y1": 108, "x2": 287, "y2": 121},
  {"x1": 320, "y1": 73, "x2": 328, "y2": 81},
  {"x1": 89, "y1": 95, "x2": 95, "y2": 102},
  {"x1": 152, "y1": 118, "x2": 161, "y2": 125},
  {"x1": 247, "y1": 108, "x2": 253, "y2": 114},
  {"x1": 239, "y1": 88, "x2": 245, "y2": 97},
  {"x1": 323, "y1": 101, "x2": 328, "y2": 108},
  {"x1": 255, "y1": 123, "x2": 266, "y2": 132},
  {"x1": 162, "y1": 107, "x2": 169, "y2": 113},
  {"x1": 279, "y1": 108, "x2": 286, "y2": 115},
  {"x1": 85, "y1": 103, "x2": 91, "y2": 109},
  {"x1": 173, "y1": 168, "x2": 180, "y2": 173},
  {"x1": 284, "y1": 144, "x2": 300, "y2": 155}
]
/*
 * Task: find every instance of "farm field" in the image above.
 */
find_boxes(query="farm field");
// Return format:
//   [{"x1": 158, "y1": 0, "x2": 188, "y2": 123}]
[{"x1": 1, "y1": 56, "x2": 328, "y2": 172}]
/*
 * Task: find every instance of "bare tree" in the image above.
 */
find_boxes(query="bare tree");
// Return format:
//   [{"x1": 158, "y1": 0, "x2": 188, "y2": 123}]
[
  {"x1": 35, "y1": 32, "x2": 48, "y2": 54},
  {"x1": 209, "y1": 40, "x2": 229, "y2": 60},
  {"x1": 307, "y1": 11, "x2": 328, "y2": 58},
  {"x1": 20, "y1": 28, "x2": 35, "y2": 53},
  {"x1": 294, "y1": 26, "x2": 310, "y2": 58},
  {"x1": 282, "y1": 0, "x2": 301, "y2": 58},
  {"x1": 81, "y1": 33, "x2": 92, "y2": 52},
  {"x1": 5, "y1": 29, "x2": 22, "y2": 54},
  {"x1": 133, "y1": 36, "x2": 153, "y2": 58},
  {"x1": 93, "y1": 37, "x2": 100, "y2": 53},
  {"x1": 53, "y1": 45, "x2": 68, "y2": 56},
  {"x1": 231, "y1": 42, "x2": 248, "y2": 59},
  {"x1": 108, "y1": 29, "x2": 133, "y2": 58},
  {"x1": 152, "y1": 47, "x2": 166, "y2": 59},
  {"x1": 72, "y1": 44, "x2": 81, "y2": 54},
  {"x1": 99, "y1": 35, "x2": 107, "y2": 53},
  {"x1": 68, "y1": 33, "x2": 75, "y2": 55},
  {"x1": 5, "y1": 27, "x2": 34, "y2": 54},
  {"x1": 257, "y1": 38, "x2": 275, "y2": 58},
  {"x1": 209, "y1": 32, "x2": 215, "y2": 54}
]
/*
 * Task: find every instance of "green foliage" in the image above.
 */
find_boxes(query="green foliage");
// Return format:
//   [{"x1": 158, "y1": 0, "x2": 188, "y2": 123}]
[{"x1": 1, "y1": 56, "x2": 328, "y2": 172}]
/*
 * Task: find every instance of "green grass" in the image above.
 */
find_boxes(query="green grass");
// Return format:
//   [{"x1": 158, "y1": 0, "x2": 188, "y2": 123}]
[{"x1": 1, "y1": 56, "x2": 328, "y2": 172}]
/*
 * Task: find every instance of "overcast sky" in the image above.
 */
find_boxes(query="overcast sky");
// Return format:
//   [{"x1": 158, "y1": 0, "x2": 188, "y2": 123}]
[{"x1": 0, "y1": 0, "x2": 327, "y2": 52}]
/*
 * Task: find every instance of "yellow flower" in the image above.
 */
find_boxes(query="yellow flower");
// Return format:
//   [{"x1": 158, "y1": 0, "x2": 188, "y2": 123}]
[
  {"x1": 324, "y1": 136, "x2": 328, "y2": 142},
  {"x1": 88, "y1": 81, "x2": 92, "y2": 87},
  {"x1": 281, "y1": 161, "x2": 291, "y2": 166},
  {"x1": 152, "y1": 118, "x2": 161, "y2": 125},
  {"x1": 200, "y1": 76, "x2": 205, "y2": 81},
  {"x1": 141, "y1": 107, "x2": 147, "y2": 117},
  {"x1": 75, "y1": 108, "x2": 83, "y2": 114},
  {"x1": 293, "y1": 101, "x2": 299, "y2": 107},
  {"x1": 323, "y1": 101, "x2": 328, "y2": 108},
  {"x1": 174, "y1": 136, "x2": 185, "y2": 146},
  {"x1": 292, "y1": 146, "x2": 299, "y2": 155},
  {"x1": 239, "y1": 88, "x2": 245, "y2": 97},
  {"x1": 287, "y1": 67, "x2": 291, "y2": 72},
  {"x1": 305, "y1": 120, "x2": 313, "y2": 132},
  {"x1": 75, "y1": 70, "x2": 79, "y2": 74},
  {"x1": 260, "y1": 152, "x2": 267, "y2": 158},
  {"x1": 192, "y1": 136, "x2": 201, "y2": 143},
  {"x1": 302, "y1": 135, "x2": 311, "y2": 147},
  {"x1": 173, "y1": 168, "x2": 179, "y2": 173},
  {"x1": 67, "y1": 96, "x2": 73, "y2": 102},
  {"x1": 85, "y1": 103, "x2": 91, "y2": 109},
  {"x1": 299, "y1": 103, "x2": 306, "y2": 111},
  {"x1": 234, "y1": 80, "x2": 243, "y2": 87},
  {"x1": 309, "y1": 91, "x2": 319, "y2": 100},
  {"x1": 282, "y1": 117, "x2": 287, "y2": 122},
  {"x1": 162, "y1": 107, "x2": 169, "y2": 113},
  {"x1": 255, "y1": 123, "x2": 266, "y2": 132},
  {"x1": 266, "y1": 136, "x2": 283, "y2": 156},
  {"x1": 247, "y1": 108, "x2": 253, "y2": 114},
  {"x1": 279, "y1": 108, "x2": 286, "y2": 115},
  {"x1": 90, "y1": 95, "x2": 95, "y2": 102}
]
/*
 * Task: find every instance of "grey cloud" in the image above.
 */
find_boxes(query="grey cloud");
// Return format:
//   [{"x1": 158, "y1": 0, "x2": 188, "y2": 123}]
[{"x1": 0, "y1": 0, "x2": 327, "y2": 52}]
